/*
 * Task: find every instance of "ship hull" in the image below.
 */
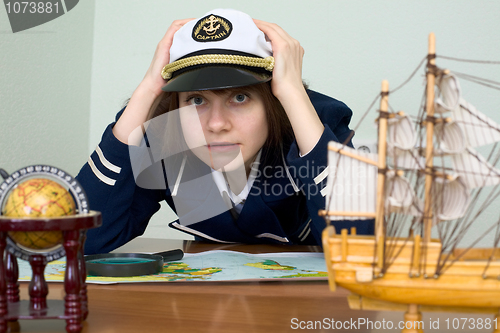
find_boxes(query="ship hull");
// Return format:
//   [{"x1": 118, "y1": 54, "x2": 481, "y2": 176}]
[{"x1": 322, "y1": 226, "x2": 500, "y2": 309}]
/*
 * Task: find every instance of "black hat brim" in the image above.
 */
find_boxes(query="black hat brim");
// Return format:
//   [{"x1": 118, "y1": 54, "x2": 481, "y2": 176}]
[{"x1": 161, "y1": 66, "x2": 272, "y2": 92}]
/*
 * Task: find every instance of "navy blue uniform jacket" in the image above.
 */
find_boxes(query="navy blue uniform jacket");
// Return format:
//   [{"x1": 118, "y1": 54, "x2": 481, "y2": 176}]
[{"x1": 76, "y1": 90, "x2": 374, "y2": 254}]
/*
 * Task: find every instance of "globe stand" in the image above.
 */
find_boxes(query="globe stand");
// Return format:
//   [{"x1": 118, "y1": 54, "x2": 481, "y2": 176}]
[{"x1": 0, "y1": 212, "x2": 101, "y2": 333}]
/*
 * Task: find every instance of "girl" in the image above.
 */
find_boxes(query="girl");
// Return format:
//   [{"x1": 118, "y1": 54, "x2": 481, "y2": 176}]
[{"x1": 77, "y1": 9, "x2": 373, "y2": 254}]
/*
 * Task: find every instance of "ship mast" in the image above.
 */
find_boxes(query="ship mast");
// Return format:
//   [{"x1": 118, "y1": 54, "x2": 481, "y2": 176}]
[
  {"x1": 423, "y1": 33, "x2": 436, "y2": 245},
  {"x1": 375, "y1": 80, "x2": 389, "y2": 270}
]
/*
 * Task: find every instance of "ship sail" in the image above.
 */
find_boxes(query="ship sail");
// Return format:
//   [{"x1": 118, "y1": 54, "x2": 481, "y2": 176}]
[
  {"x1": 385, "y1": 170, "x2": 422, "y2": 216},
  {"x1": 387, "y1": 113, "x2": 416, "y2": 150},
  {"x1": 434, "y1": 120, "x2": 466, "y2": 155},
  {"x1": 432, "y1": 175, "x2": 470, "y2": 221},
  {"x1": 435, "y1": 74, "x2": 500, "y2": 148},
  {"x1": 454, "y1": 98, "x2": 500, "y2": 147},
  {"x1": 325, "y1": 141, "x2": 421, "y2": 220},
  {"x1": 325, "y1": 142, "x2": 378, "y2": 221},
  {"x1": 384, "y1": 112, "x2": 423, "y2": 215},
  {"x1": 434, "y1": 73, "x2": 500, "y2": 189},
  {"x1": 451, "y1": 147, "x2": 500, "y2": 188},
  {"x1": 387, "y1": 113, "x2": 424, "y2": 170}
]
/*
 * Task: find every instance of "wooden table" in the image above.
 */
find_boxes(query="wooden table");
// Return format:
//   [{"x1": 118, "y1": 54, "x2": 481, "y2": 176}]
[{"x1": 12, "y1": 240, "x2": 498, "y2": 333}]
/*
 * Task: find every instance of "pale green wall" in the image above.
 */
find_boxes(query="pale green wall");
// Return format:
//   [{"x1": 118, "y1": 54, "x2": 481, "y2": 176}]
[
  {"x1": 2, "y1": 1, "x2": 500, "y2": 242},
  {"x1": 0, "y1": 0, "x2": 95, "y2": 176}
]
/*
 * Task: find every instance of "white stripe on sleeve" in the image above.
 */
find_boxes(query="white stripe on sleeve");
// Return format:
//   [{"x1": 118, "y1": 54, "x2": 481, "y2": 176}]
[
  {"x1": 88, "y1": 156, "x2": 116, "y2": 186},
  {"x1": 96, "y1": 145, "x2": 122, "y2": 173}
]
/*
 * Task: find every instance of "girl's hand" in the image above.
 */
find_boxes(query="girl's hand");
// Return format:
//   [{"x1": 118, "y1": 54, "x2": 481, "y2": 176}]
[
  {"x1": 252, "y1": 19, "x2": 305, "y2": 101},
  {"x1": 113, "y1": 18, "x2": 193, "y2": 144},
  {"x1": 253, "y1": 19, "x2": 324, "y2": 156},
  {"x1": 140, "y1": 18, "x2": 194, "y2": 97}
]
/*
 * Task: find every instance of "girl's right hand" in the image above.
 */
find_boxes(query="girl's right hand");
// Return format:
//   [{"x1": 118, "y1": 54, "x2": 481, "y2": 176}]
[
  {"x1": 140, "y1": 18, "x2": 194, "y2": 97},
  {"x1": 113, "y1": 18, "x2": 193, "y2": 145}
]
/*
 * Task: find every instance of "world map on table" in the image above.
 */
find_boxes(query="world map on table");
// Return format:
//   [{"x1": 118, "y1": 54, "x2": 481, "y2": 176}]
[{"x1": 16, "y1": 250, "x2": 328, "y2": 284}]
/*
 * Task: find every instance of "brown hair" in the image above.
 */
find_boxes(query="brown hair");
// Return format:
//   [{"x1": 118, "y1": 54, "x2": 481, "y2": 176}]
[{"x1": 147, "y1": 82, "x2": 294, "y2": 162}]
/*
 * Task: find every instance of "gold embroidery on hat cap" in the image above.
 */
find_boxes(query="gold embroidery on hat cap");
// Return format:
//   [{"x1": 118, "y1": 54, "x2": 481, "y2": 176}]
[
  {"x1": 161, "y1": 55, "x2": 275, "y2": 80},
  {"x1": 192, "y1": 14, "x2": 232, "y2": 42}
]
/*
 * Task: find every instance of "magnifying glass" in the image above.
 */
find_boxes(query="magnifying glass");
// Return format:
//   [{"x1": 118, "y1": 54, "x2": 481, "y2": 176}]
[{"x1": 85, "y1": 249, "x2": 184, "y2": 277}]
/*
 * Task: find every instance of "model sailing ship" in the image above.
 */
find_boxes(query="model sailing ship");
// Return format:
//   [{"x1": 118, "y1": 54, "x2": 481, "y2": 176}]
[{"x1": 320, "y1": 33, "x2": 500, "y2": 327}]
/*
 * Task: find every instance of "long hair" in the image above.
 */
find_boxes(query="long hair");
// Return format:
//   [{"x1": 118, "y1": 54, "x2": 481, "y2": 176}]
[{"x1": 146, "y1": 82, "x2": 294, "y2": 164}]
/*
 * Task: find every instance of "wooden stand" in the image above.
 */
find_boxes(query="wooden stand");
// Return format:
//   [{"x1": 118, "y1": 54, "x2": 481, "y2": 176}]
[
  {"x1": 0, "y1": 212, "x2": 101, "y2": 333},
  {"x1": 402, "y1": 304, "x2": 424, "y2": 333}
]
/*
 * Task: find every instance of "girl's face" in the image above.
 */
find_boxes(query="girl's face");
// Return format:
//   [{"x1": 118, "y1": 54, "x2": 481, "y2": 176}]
[{"x1": 178, "y1": 88, "x2": 268, "y2": 174}]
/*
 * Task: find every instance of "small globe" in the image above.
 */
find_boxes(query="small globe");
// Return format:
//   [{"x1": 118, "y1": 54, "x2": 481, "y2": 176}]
[{"x1": 2, "y1": 177, "x2": 76, "y2": 250}]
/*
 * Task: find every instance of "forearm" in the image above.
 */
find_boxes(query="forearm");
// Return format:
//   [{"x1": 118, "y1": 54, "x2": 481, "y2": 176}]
[
  {"x1": 112, "y1": 84, "x2": 161, "y2": 145},
  {"x1": 278, "y1": 86, "x2": 324, "y2": 156},
  {"x1": 251, "y1": 20, "x2": 324, "y2": 155},
  {"x1": 112, "y1": 18, "x2": 194, "y2": 145}
]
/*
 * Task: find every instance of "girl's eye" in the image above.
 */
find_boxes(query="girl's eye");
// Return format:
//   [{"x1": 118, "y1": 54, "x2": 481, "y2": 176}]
[
  {"x1": 232, "y1": 94, "x2": 247, "y2": 103},
  {"x1": 187, "y1": 96, "x2": 205, "y2": 106}
]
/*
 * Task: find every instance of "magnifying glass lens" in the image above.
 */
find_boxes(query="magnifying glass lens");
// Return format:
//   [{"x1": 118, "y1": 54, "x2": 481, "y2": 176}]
[{"x1": 87, "y1": 258, "x2": 156, "y2": 265}]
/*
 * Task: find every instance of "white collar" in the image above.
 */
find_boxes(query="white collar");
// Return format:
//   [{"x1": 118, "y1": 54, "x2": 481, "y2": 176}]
[{"x1": 211, "y1": 150, "x2": 261, "y2": 205}]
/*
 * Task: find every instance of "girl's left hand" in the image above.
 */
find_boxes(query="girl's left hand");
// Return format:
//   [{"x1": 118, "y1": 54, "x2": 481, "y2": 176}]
[
  {"x1": 253, "y1": 19, "x2": 305, "y2": 101},
  {"x1": 253, "y1": 19, "x2": 324, "y2": 156}
]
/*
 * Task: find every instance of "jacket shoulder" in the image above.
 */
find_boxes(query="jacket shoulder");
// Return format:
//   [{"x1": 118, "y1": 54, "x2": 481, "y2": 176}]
[
  {"x1": 306, "y1": 89, "x2": 354, "y2": 145},
  {"x1": 307, "y1": 89, "x2": 352, "y2": 115}
]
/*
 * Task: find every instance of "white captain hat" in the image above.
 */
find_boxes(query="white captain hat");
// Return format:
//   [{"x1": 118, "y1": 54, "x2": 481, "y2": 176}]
[{"x1": 161, "y1": 8, "x2": 274, "y2": 92}]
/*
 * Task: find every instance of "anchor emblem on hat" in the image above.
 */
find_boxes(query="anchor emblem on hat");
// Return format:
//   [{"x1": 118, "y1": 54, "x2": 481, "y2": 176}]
[
  {"x1": 192, "y1": 13, "x2": 233, "y2": 43},
  {"x1": 203, "y1": 15, "x2": 220, "y2": 36}
]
